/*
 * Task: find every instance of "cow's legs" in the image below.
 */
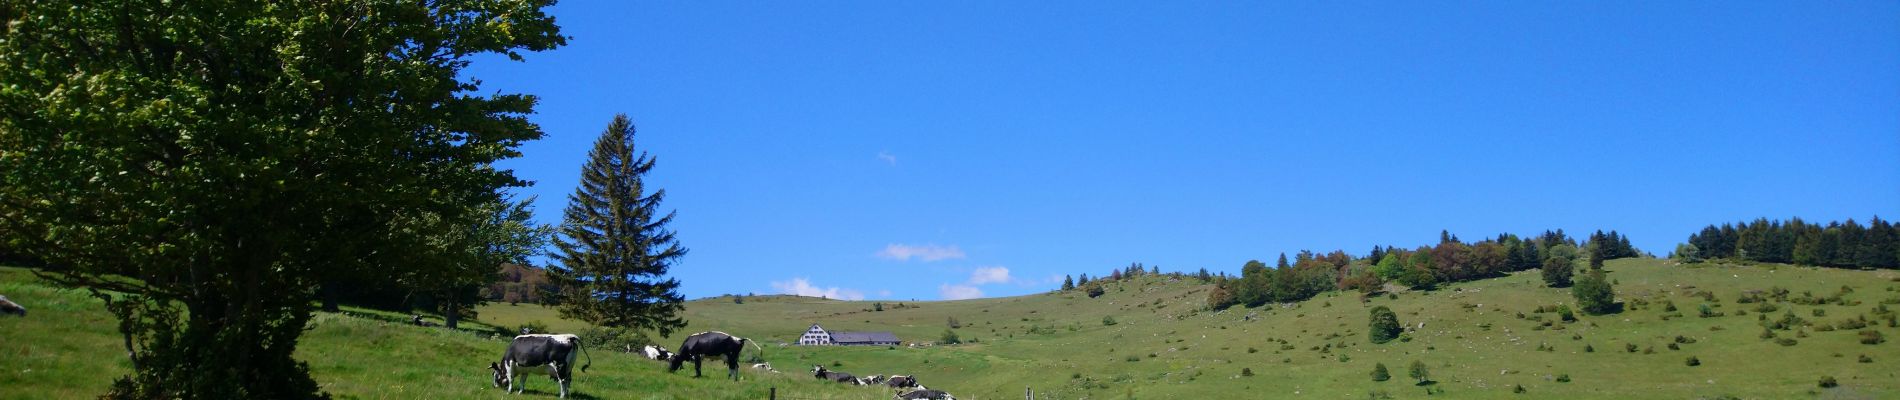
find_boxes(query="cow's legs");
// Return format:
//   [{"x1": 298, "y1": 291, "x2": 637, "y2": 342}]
[
  {"x1": 726, "y1": 353, "x2": 741, "y2": 381},
  {"x1": 546, "y1": 362, "x2": 563, "y2": 398},
  {"x1": 505, "y1": 361, "x2": 521, "y2": 394},
  {"x1": 693, "y1": 356, "x2": 703, "y2": 377}
]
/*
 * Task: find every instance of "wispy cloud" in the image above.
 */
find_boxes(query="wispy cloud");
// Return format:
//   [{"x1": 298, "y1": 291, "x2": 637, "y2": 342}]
[
  {"x1": 877, "y1": 244, "x2": 965, "y2": 262},
  {"x1": 939, "y1": 284, "x2": 984, "y2": 300},
  {"x1": 769, "y1": 277, "x2": 865, "y2": 301},
  {"x1": 877, "y1": 289, "x2": 893, "y2": 298},
  {"x1": 877, "y1": 151, "x2": 897, "y2": 166},
  {"x1": 968, "y1": 266, "x2": 1012, "y2": 285}
]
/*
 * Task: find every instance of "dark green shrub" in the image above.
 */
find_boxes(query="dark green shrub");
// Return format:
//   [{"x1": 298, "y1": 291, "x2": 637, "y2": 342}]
[
  {"x1": 1573, "y1": 270, "x2": 1617, "y2": 315},
  {"x1": 1819, "y1": 376, "x2": 1838, "y2": 388},
  {"x1": 1861, "y1": 330, "x2": 1886, "y2": 345},
  {"x1": 1556, "y1": 374, "x2": 1570, "y2": 382},
  {"x1": 1858, "y1": 354, "x2": 1873, "y2": 363},
  {"x1": 1369, "y1": 306, "x2": 1402, "y2": 344},
  {"x1": 1371, "y1": 363, "x2": 1390, "y2": 381},
  {"x1": 1685, "y1": 356, "x2": 1700, "y2": 366},
  {"x1": 1775, "y1": 338, "x2": 1798, "y2": 346},
  {"x1": 1241, "y1": 367, "x2": 1254, "y2": 377}
]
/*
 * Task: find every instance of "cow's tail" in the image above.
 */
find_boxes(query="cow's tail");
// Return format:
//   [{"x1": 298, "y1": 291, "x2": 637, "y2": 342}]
[
  {"x1": 579, "y1": 338, "x2": 593, "y2": 373},
  {"x1": 746, "y1": 338, "x2": 765, "y2": 361}
]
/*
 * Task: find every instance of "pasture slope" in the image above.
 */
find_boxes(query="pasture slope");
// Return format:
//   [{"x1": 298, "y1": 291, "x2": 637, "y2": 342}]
[
  {"x1": 0, "y1": 267, "x2": 882, "y2": 400},
  {"x1": 639, "y1": 258, "x2": 1900, "y2": 399},
  {"x1": 4, "y1": 258, "x2": 1900, "y2": 399}
]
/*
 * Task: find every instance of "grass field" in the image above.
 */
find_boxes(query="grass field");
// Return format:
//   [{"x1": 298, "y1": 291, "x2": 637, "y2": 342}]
[
  {"x1": 0, "y1": 267, "x2": 883, "y2": 400},
  {"x1": 5, "y1": 258, "x2": 1900, "y2": 399}
]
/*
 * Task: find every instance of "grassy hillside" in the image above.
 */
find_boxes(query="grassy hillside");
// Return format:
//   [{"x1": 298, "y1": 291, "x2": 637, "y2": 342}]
[
  {"x1": 6, "y1": 259, "x2": 1900, "y2": 399},
  {"x1": 0, "y1": 267, "x2": 884, "y2": 400},
  {"x1": 494, "y1": 258, "x2": 1900, "y2": 399}
]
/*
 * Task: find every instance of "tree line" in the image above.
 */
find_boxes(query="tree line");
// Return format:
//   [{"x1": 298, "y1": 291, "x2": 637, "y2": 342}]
[
  {"x1": 1681, "y1": 217, "x2": 1899, "y2": 269},
  {"x1": 1205, "y1": 229, "x2": 1640, "y2": 310}
]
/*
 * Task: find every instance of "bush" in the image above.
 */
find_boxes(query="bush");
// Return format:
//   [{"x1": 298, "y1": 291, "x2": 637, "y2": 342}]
[
  {"x1": 1408, "y1": 360, "x2": 1430, "y2": 384},
  {"x1": 1102, "y1": 316, "x2": 1118, "y2": 326},
  {"x1": 1086, "y1": 285, "x2": 1106, "y2": 298},
  {"x1": 1241, "y1": 367, "x2": 1254, "y2": 377},
  {"x1": 1775, "y1": 338, "x2": 1798, "y2": 346},
  {"x1": 1556, "y1": 374, "x2": 1571, "y2": 383},
  {"x1": 1371, "y1": 363, "x2": 1391, "y2": 381},
  {"x1": 1818, "y1": 376, "x2": 1838, "y2": 388},
  {"x1": 1625, "y1": 343, "x2": 1638, "y2": 353},
  {"x1": 1542, "y1": 256, "x2": 1574, "y2": 288},
  {"x1": 1685, "y1": 356, "x2": 1700, "y2": 366},
  {"x1": 1859, "y1": 354, "x2": 1873, "y2": 363},
  {"x1": 578, "y1": 326, "x2": 654, "y2": 354},
  {"x1": 940, "y1": 329, "x2": 961, "y2": 344},
  {"x1": 1369, "y1": 306, "x2": 1403, "y2": 344},
  {"x1": 1513, "y1": 384, "x2": 1526, "y2": 393},
  {"x1": 1861, "y1": 330, "x2": 1886, "y2": 345},
  {"x1": 1125, "y1": 355, "x2": 1140, "y2": 362},
  {"x1": 1573, "y1": 270, "x2": 1617, "y2": 315}
]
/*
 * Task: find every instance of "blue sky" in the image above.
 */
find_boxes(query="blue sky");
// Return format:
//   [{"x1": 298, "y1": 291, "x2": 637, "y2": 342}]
[{"x1": 469, "y1": 1, "x2": 1900, "y2": 301}]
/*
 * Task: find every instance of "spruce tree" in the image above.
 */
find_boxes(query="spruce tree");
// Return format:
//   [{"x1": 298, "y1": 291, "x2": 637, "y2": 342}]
[
  {"x1": 550, "y1": 114, "x2": 689, "y2": 336},
  {"x1": 1062, "y1": 275, "x2": 1075, "y2": 291}
]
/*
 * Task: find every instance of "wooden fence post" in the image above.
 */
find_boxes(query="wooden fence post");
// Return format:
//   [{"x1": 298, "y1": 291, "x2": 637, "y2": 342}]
[{"x1": 769, "y1": 387, "x2": 775, "y2": 400}]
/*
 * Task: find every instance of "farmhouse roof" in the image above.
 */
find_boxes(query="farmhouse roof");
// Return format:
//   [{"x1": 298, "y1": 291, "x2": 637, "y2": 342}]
[{"x1": 830, "y1": 331, "x2": 899, "y2": 343}]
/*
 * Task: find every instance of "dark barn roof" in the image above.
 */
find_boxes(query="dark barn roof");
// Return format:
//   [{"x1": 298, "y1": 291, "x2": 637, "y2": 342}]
[{"x1": 830, "y1": 331, "x2": 899, "y2": 344}]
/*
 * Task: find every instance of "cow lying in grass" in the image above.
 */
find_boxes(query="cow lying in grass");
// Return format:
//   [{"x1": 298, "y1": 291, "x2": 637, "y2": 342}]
[
  {"x1": 896, "y1": 388, "x2": 954, "y2": 400},
  {"x1": 490, "y1": 334, "x2": 591, "y2": 398},
  {"x1": 811, "y1": 365, "x2": 862, "y2": 385},
  {"x1": 669, "y1": 331, "x2": 751, "y2": 380},
  {"x1": 0, "y1": 295, "x2": 23, "y2": 317}
]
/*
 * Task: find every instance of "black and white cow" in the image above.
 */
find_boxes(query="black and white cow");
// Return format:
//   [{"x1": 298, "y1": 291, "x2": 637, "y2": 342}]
[
  {"x1": 640, "y1": 345, "x2": 673, "y2": 361},
  {"x1": 811, "y1": 365, "x2": 859, "y2": 384},
  {"x1": 885, "y1": 375, "x2": 919, "y2": 388},
  {"x1": 0, "y1": 295, "x2": 23, "y2": 317},
  {"x1": 669, "y1": 331, "x2": 750, "y2": 380},
  {"x1": 489, "y1": 334, "x2": 591, "y2": 398},
  {"x1": 895, "y1": 388, "x2": 955, "y2": 400}
]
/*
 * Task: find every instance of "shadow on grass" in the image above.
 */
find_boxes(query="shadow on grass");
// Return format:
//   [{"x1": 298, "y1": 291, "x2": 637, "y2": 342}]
[{"x1": 509, "y1": 387, "x2": 602, "y2": 400}]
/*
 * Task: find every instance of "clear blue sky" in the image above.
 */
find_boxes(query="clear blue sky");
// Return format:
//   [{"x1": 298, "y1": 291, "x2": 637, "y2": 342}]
[{"x1": 469, "y1": 1, "x2": 1900, "y2": 301}]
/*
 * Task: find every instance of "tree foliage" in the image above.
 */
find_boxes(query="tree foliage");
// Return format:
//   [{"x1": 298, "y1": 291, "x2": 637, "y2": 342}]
[
  {"x1": 0, "y1": 1, "x2": 561, "y2": 397},
  {"x1": 1369, "y1": 306, "x2": 1402, "y2": 344},
  {"x1": 1688, "y1": 217, "x2": 1898, "y2": 269},
  {"x1": 550, "y1": 114, "x2": 688, "y2": 336},
  {"x1": 1542, "y1": 256, "x2": 1574, "y2": 288},
  {"x1": 1573, "y1": 269, "x2": 1618, "y2": 315}
]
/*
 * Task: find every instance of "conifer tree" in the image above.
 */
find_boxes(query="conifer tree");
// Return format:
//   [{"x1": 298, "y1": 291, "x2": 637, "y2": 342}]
[
  {"x1": 550, "y1": 114, "x2": 688, "y2": 336},
  {"x1": 1062, "y1": 275, "x2": 1075, "y2": 291}
]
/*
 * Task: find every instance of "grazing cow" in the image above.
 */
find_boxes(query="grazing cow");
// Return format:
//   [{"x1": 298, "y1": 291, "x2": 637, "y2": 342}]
[
  {"x1": 0, "y1": 296, "x2": 23, "y2": 317},
  {"x1": 886, "y1": 375, "x2": 919, "y2": 388},
  {"x1": 641, "y1": 345, "x2": 673, "y2": 361},
  {"x1": 863, "y1": 374, "x2": 886, "y2": 384},
  {"x1": 895, "y1": 389, "x2": 955, "y2": 400},
  {"x1": 489, "y1": 334, "x2": 591, "y2": 398},
  {"x1": 811, "y1": 365, "x2": 858, "y2": 384},
  {"x1": 669, "y1": 331, "x2": 750, "y2": 380}
]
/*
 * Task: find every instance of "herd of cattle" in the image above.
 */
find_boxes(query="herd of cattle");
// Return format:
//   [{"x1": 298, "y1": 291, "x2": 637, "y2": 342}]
[
  {"x1": 492, "y1": 329, "x2": 955, "y2": 399},
  {"x1": 0, "y1": 295, "x2": 950, "y2": 399}
]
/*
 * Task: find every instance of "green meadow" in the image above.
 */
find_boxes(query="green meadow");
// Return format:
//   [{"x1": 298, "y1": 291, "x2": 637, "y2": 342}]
[{"x1": 5, "y1": 258, "x2": 1900, "y2": 399}]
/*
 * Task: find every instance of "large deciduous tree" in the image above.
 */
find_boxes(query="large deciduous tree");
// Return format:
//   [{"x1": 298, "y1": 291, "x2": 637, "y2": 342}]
[
  {"x1": 0, "y1": 1, "x2": 563, "y2": 398},
  {"x1": 549, "y1": 114, "x2": 689, "y2": 337}
]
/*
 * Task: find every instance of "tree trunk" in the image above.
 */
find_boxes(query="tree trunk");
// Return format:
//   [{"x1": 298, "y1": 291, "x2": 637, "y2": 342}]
[
  {"x1": 319, "y1": 282, "x2": 339, "y2": 312},
  {"x1": 444, "y1": 296, "x2": 460, "y2": 329}
]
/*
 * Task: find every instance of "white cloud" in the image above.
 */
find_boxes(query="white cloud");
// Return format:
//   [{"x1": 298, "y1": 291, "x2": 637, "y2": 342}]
[
  {"x1": 877, "y1": 289, "x2": 893, "y2": 297},
  {"x1": 877, "y1": 151, "x2": 897, "y2": 165},
  {"x1": 968, "y1": 266, "x2": 1012, "y2": 285},
  {"x1": 876, "y1": 244, "x2": 965, "y2": 262},
  {"x1": 939, "y1": 284, "x2": 984, "y2": 300},
  {"x1": 769, "y1": 277, "x2": 865, "y2": 301}
]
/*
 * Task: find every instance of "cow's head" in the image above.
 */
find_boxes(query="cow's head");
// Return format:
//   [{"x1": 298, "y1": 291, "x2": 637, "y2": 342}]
[{"x1": 489, "y1": 362, "x2": 508, "y2": 388}]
